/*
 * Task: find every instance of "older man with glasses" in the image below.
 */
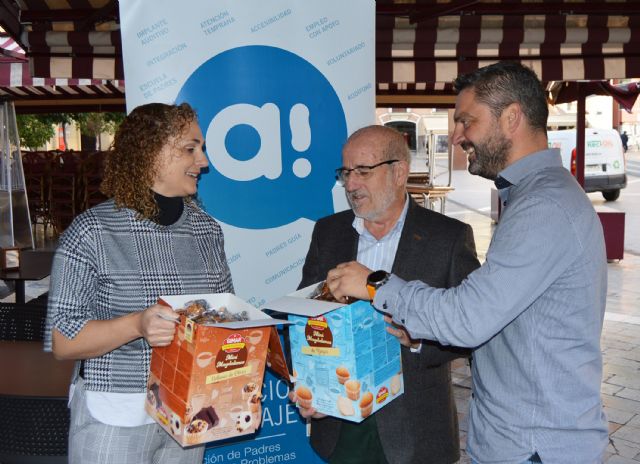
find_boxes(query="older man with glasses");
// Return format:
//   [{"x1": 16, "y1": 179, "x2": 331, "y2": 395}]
[{"x1": 289, "y1": 124, "x2": 480, "y2": 464}]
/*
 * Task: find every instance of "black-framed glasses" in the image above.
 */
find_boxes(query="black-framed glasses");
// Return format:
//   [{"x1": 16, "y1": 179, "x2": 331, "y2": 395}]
[{"x1": 335, "y1": 159, "x2": 400, "y2": 185}]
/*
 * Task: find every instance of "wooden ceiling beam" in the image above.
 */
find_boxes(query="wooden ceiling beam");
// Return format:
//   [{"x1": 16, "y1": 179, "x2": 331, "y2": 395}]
[
  {"x1": 13, "y1": 96, "x2": 125, "y2": 114},
  {"x1": 20, "y1": 0, "x2": 117, "y2": 28},
  {"x1": 377, "y1": 1, "x2": 640, "y2": 22},
  {"x1": 377, "y1": 94, "x2": 457, "y2": 108}
]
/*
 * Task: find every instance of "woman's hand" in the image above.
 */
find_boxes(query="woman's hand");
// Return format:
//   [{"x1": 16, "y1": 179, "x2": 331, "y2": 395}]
[
  {"x1": 138, "y1": 304, "x2": 179, "y2": 347},
  {"x1": 52, "y1": 304, "x2": 177, "y2": 360}
]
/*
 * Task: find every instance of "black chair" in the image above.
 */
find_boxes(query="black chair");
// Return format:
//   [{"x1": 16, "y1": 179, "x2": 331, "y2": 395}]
[
  {"x1": 0, "y1": 298, "x2": 69, "y2": 464},
  {"x1": 29, "y1": 293, "x2": 50, "y2": 308},
  {"x1": 0, "y1": 303, "x2": 47, "y2": 342},
  {"x1": 0, "y1": 395, "x2": 69, "y2": 464}
]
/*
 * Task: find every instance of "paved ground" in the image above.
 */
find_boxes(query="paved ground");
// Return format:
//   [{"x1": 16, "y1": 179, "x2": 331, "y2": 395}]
[{"x1": 445, "y1": 152, "x2": 640, "y2": 463}]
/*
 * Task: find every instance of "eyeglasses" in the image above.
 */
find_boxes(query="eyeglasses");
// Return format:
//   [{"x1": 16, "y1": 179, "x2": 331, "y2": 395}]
[{"x1": 334, "y1": 159, "x2": 400, "y2": 185}]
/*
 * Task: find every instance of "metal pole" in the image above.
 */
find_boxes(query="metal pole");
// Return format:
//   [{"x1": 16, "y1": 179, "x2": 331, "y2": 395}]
[
  {"x1": 0, "y1": 100, "x2": 34, "y2": 249},
  {"x1": 576, "y1": 83, "x2": 586, "y2": 188},
  {"x1": 1, "y1": 103, "x2": 15, "y2": 246}
]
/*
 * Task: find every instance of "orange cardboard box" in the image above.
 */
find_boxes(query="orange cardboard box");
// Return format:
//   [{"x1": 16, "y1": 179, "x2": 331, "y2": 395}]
[{"x1": 145, "y1": 293, "x2": 291, "y2": 447}]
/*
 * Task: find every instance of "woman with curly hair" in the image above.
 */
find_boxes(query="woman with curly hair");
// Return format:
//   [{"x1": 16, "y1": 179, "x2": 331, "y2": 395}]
[{"x1": 45, "y1": 102, "x2": 233, "y2": 463}]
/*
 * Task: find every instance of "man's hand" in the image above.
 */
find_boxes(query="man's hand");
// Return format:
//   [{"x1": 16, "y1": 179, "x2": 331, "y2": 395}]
[
  {"x1": 288, "y1": 390, "x2": 326, "y2": 419},
  {"x1": 384, "y1": 315, "x2": 419, "y2": 349},
  {"x1": 326, "y1": 261, "x2": 372, "y2": 302}
]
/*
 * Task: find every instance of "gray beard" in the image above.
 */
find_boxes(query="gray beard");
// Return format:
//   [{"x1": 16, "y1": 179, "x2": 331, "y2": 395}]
[{"x1": 348, "y1": 189, "x2": 395, "y2": 222}]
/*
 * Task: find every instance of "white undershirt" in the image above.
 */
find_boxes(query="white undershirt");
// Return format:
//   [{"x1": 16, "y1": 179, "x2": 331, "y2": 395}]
[{"x1": 71, "y1": 382, "x2": 155, "y2": 427}]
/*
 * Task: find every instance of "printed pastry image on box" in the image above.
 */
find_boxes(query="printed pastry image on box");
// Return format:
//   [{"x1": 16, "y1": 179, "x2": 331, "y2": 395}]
[
  {"x1": 261, "y1": 283, "x2": 404, "y2": 423},
  {"x1": 145, "y1": 293, "x2": 290, "y2": 447}
]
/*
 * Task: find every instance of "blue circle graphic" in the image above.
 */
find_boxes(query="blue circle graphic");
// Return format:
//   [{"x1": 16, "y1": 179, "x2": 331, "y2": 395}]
[
  {"x1": 176, "y1": 46, "x2": 347, "y2": 229},
  {"x1": 225, "y1": 124, "x2": 261, "y2": 162}
]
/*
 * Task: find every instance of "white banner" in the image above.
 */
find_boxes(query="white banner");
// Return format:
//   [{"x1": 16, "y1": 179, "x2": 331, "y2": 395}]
[{"x1": 120, "y1": 0, "x2": 374, "y2": 307}]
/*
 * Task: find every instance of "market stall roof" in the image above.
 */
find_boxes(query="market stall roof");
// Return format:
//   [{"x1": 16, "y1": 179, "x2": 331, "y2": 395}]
[
  {"x1": 548, "y1": 80, "x2": 640, "y2": 112},
  {"x1": 0, "y1": 0, "x2": 123, "y2": 113},
  {"x1": 0, "y1": 0, "x2": 639, "y2": 110},
  {"x1": 375, "y1": 0, "x2": 640, "y2": 106},
  {"x1": 0, "y1": 34, "x2": 124, "y2": 113}
]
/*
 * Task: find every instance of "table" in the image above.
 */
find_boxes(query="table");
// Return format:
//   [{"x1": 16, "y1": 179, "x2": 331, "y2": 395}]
[
  {"x1": 0, "y1": 250, "x2": 54, "y2": 304},
  {"x1": 406, "y1": 184, "x2": 455, "y2": 214}
]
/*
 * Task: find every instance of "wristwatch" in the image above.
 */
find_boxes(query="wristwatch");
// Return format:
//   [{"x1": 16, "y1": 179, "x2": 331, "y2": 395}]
[{"x1": 366, "y1": 270, "x2": 390, "y2": 300}]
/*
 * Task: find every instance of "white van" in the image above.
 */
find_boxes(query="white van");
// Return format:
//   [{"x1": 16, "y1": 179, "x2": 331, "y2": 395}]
[{"x1": 548, "y1": 128, "x2": 627, "y2": 201}]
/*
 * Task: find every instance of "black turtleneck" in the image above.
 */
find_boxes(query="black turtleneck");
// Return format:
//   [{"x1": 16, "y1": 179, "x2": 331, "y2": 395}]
[{"x1": 153, "y1": 192, "x2": 184, "y2": 226}]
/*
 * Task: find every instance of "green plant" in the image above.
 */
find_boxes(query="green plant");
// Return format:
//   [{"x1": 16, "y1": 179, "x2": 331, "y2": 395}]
[
  {"x1": 16, "y1": 114, "x2": 56, "y2": 150},
  {"x1": 72, "y1": 112, "x2": 125, "y2": 150},
  {"x1": 16, "y1": 112, "x2": 125, "y2": 151}
]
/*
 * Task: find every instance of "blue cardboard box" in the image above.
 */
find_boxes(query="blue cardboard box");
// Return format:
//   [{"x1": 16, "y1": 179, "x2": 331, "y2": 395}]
[{"x1": 262, "y1": 284, "x2": 404, "y2": 422}]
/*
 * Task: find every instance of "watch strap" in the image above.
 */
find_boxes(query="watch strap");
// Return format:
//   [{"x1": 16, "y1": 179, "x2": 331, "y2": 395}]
[
  {"x1": 366, "y1": 284, "x2": 377, "y2": 300},
  {"x1": 366, "y1": 270, "x2": 389, "y2": 300}
]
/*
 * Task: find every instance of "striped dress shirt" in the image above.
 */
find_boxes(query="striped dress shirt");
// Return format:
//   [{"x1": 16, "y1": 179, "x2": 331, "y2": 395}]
[{"x1": 353, "y1": 197, "x2": 408, "y2": 271}]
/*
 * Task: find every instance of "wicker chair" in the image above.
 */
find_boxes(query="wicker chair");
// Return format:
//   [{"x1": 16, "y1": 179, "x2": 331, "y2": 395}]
[
  {"x1": 79, "y1": 151, "x2": 108, "y2": 212},
  {"x1": 22, "y1": 152, "x2": 54, "y2": 237},
  {"x1": 0, "y1": 395, "x2": 69, "y2": 464},
  {"x1": 49, "y1": 151, "x2": 81, "y2": 234}
]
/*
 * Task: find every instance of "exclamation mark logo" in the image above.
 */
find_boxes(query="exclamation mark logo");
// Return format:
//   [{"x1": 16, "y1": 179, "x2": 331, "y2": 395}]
[{"x1": 290, "y1": 103, "x2": 311, "y2": 178}]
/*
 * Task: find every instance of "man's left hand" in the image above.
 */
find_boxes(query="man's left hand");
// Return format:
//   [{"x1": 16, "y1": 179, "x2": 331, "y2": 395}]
[{"x1": 327, "y1": 261, "x2": 372, "y2": 302}]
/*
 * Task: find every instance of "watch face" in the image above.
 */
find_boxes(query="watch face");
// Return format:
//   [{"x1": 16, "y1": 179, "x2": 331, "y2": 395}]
[{"x1": 368, "y1": 270, "x2": 388, "y2": 286}]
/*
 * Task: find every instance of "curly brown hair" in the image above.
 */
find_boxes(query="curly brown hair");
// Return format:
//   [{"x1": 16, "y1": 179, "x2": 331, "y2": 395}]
[{"x1": 101, "y1": 102, "x2": 198, "y2": 219}]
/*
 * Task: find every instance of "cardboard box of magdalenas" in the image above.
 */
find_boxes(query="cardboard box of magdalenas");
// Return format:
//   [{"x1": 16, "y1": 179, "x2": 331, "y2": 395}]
[
  {"x1": 261, "y1": 283, "x2": 404, "y2": 422},
  {"x1": 145, "y1": 293, "x2": 290, "y2": 447}
]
